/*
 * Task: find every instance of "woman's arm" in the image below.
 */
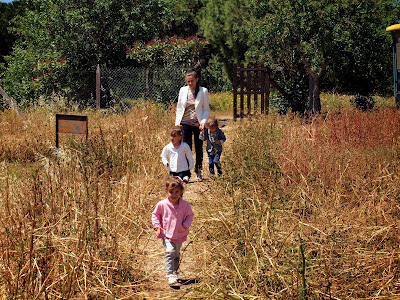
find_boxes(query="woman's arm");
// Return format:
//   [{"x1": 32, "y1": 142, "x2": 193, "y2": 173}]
[
  {"x1": 175, "y1": 87, "x2": 185, "y2": 126},
  {"x1": 200, "y1": 88, "x2": 210, "y2": 124}
]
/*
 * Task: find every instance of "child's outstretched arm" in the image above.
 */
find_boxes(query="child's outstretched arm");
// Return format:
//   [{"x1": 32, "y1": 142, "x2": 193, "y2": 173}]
[
  {"x1": 152, "y1": 203, "x2": 164, "y2": 236},
  {"x1": 182, "y1": 205, "x2": 194, "y2": 229},
  {"x1": 219, "y1": 129, "x2": 227, "y2": 145},
  {"x1": 160, "y1": 146, "x2": 170, "y2": 169}
]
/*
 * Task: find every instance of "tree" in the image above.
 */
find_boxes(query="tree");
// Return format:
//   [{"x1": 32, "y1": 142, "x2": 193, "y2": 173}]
[
  {"x1": 126, "y1": 35, "x2": 210, "y2": 68},
  {"x1": 0, "y1": 0, "x2": 29, "y2": 65},
  {"x1": 168, "y1": 0, "x2": 204, "y2": 37},
  {"x1": 244, "y1": 0, "x2": 398, "y2": 113},
  {"x1": 0, "y1": 0, "x2": 177, "y2": 103},
  {"x1": 198, "y1": 0, "x2": 249, "y2": 81}
]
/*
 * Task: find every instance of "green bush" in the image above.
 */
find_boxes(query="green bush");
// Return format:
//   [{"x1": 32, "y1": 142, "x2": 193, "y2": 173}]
[{"x1": 351, "y1": 94, "x2": 376, "y2": 111}]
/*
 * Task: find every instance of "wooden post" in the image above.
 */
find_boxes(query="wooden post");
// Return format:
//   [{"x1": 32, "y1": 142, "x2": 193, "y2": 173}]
[
  {"x1": 0, "y1": 86, "x2": 23, "y2": 118},
  {"x1": 240, "y1": 64, "x2": 244, "y2": 118},
  {"x1": 253, "y1": 65, "x2": 258, "y2": 112},
  {"x1": 261, "y1": 65, "x2": 265, "y2": 114},
  {"x1": 265, "y1": 72, "x2": 270, "y2": 114},
  {"x1": 233, "y1": 64, "x2": 238, "y2": 121},
  {"x1": 96, "y1": 64, "x2": 100, "y2": 109},
  {"x1": 247, "y1": 65, "x2": 252, "y2": 115}
]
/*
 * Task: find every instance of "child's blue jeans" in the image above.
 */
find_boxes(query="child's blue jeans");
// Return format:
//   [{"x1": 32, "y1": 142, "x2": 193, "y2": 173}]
[
  {"x1": 208, "y1": 152, "x2": 222, "y2": 175},
  {"x1": 162, "y1": 239, "x2": 182, "y2": 275}
]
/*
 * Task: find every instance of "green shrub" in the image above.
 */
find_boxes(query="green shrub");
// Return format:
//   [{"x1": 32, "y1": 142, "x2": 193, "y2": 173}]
[{"x1": 350, "y1": 94, "x2": 376, "y2": 111}]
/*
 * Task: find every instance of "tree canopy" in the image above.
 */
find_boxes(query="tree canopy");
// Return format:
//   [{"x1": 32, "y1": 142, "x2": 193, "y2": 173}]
[
  {"x1": 1, "y1": 0, "x2": 399, "y2": 108},
  {"x1": 0, "y1": 0, "x2": 182, "y2": 103},
  {"x1": 198, "y1": 0, "x2": 249, "y2": 81},
  {"x1": 0, "y1": 0, "x2": 29, "y2": 65},
  {"x1": 200, "y1": 0, "x2": 399, "y2": 111}
]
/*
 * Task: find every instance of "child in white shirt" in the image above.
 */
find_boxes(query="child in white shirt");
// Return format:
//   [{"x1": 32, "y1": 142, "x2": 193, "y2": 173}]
[{"x1": 161, "y1": 126, "x2": 194, "y2": 183}]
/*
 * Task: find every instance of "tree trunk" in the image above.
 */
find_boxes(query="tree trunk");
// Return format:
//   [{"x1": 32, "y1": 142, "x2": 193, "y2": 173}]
[
  {"x1": 302, "y1": 56, "x2": 330, "y2": 114},
  {"x1": 308, "y1": 74, "x2": 314, "y2": 111},
  {"x1": 308, "y1": 74, "x2": 321, "y2": 113}
]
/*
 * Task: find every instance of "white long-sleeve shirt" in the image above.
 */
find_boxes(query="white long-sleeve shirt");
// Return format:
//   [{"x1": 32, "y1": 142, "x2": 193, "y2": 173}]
[{"x1": 161, "y1": 142, "x2": 194, "y2": 172}]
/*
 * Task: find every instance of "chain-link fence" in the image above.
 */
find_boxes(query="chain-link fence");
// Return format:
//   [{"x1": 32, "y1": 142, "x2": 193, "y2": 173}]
[{"x1": 100, "y1": 65, "x2": 186, "y2": 106}]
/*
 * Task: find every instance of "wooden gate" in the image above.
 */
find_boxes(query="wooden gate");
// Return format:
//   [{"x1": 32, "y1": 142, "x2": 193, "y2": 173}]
[{"x1": 233, "y1": 63, "x2": 295, "y2": 120}]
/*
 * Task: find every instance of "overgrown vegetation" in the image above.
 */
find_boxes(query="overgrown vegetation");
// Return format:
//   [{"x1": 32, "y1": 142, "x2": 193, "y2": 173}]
[
  {"x1": 197, "y1": 103, "x2": 400, "y2": 298},
  {"x1": 200, "y1": 0, "x2": 397, "y2": 112},
  {"x1": 1, "y1": 0, "x2": 398, "y2": 112},
  {"x1": 0, "y1": 100, "x2": 173, "y2": 298},
  {"x1": 1, "y1": 93, "x2": 400, "y2": 298}
]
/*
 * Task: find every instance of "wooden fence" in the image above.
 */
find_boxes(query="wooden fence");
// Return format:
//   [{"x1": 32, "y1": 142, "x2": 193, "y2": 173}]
[{"x1": 233, "y1": 63, "x2": 295, "y2": 120}]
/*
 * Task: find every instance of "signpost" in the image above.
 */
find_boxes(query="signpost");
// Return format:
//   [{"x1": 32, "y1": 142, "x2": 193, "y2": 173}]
[
  {"x1": 386, "y1": 24, "x2": 400, "y2": 107},
  {"x1": 56, "y1": 114, "x2": 88, "y2": 148}
]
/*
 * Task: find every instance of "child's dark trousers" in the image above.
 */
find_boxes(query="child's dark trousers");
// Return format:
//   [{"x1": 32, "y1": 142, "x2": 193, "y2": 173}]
[
  {"x1": 169, "y1": 170, "x2": 191, "y2": 180},
  {"x1": 208, "y1": 152, "x2": 222, "y2": 175}
]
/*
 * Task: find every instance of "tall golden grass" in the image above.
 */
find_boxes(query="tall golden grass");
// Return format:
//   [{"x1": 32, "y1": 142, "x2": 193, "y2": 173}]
[
  {"x1": 0, "y1": 102, "x2": 173, "y2": 298},
  {"x1": 1, "y1": 93, "x2": 400, "y2": 299},
  {"x1": 198, "y1": 106, "x2": 400, "y2": 299}
]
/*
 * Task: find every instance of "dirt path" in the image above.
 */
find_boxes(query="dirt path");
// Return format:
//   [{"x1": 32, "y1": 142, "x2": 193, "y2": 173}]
[{"x1": 137, "y1": 116, "x2": 233, "y2": 299}]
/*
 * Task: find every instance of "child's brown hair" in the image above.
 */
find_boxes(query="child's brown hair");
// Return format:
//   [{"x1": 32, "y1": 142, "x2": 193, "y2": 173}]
[
  {"x1": 205, "y1": 116, "x2": 218, "y2": 128},
  {"x1": 165, "y1": 176, "x2": 185, "y2": 193},
  {"x1": 169, "y1": 125, "x2": 183, "y2": 137}
]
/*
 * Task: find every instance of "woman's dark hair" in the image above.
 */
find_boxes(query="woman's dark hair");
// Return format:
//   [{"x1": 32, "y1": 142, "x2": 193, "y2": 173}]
[{"x1": 185, "y1": 62, "x2": 201, "y2": 97}]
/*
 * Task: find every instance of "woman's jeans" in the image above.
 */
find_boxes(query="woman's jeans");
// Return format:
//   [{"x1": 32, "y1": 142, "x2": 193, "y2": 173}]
[
  {"x1": 182, "y1": 124, "x2": 203, "y2": 173},
  {"x1": 163, "y1": 239, "x2": 182, "y2": 275},
  {"x1": 208, "y1": 152, "x2": 222, "y2": 175}
]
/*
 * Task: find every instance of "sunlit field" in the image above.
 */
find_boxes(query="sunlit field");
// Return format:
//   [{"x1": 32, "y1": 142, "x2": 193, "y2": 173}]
[{"x1": 1, "y1": 92, "x2": 399, "y2": 298}]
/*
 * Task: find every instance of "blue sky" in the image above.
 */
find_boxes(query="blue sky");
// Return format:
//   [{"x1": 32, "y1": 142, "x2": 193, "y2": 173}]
[{"x1": 0, "y1": 0, "x2": 14, "y2": 2}]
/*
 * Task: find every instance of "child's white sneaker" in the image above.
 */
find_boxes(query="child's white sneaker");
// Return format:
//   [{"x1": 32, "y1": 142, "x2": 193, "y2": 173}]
[
  {"x1": 167, "y1": 274, "x2": 178, "y2": 285},
  {"x1": 182, "y1": 176, "x2": 189, "y2": 183}
]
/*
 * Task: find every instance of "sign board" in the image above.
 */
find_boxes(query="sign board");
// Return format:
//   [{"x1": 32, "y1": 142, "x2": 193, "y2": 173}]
[{"x1": 56, "y1": 114, "x2": 88, "y2": 148}]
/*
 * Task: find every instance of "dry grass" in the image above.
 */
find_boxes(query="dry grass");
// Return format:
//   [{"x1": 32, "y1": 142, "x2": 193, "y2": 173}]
[
  {"x1": 1, "y1": 93, "x2": 400, "y2": 299},
  {"x1": 209, "y1": 91, "x2": 233, "y2": 117},
  {"x1": 0, "y1": 102, "x2": 174, "y2": 298},
  {"x1": 196, "y1": 106, "x2": 400, "y2": 299}
]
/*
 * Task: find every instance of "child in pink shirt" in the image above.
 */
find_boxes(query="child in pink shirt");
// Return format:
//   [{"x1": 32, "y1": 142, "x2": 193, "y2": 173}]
[{"x1": 152, "y1": 177, "x2": 194, "y2": 286}]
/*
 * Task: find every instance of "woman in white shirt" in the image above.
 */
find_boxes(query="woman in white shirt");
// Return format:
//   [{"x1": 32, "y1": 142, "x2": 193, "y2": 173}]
[{"x1": 175, "y1": 64, "x2": 210, "y2": 180}]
